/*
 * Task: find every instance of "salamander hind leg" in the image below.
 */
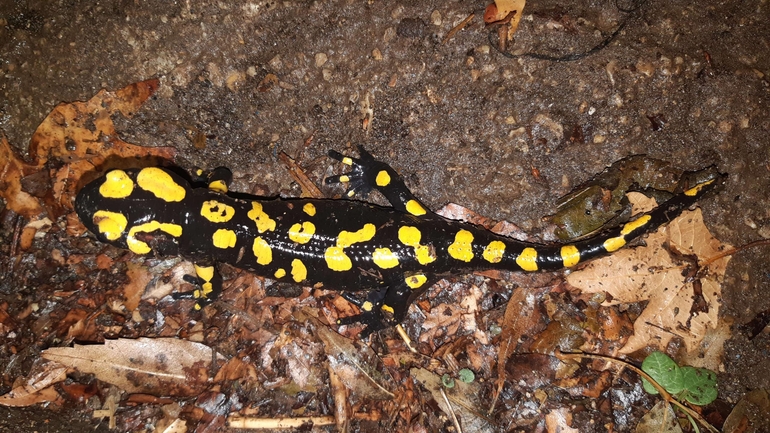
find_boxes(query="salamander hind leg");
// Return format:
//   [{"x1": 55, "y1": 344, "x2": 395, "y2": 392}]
[
  {"x1": 326, "y1": 145, "x2": 431, "y2": 216},
  {"x1": 173, "y1": 263, "x2": 223, "y2": 310},
  {"x1": 337, "y1": 273, "x2": 434, "y2": 338}
]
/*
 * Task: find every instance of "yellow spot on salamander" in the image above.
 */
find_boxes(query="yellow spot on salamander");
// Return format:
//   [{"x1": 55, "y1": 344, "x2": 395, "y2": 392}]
[
  {"x1": 482, "y1": 240, "x2": 506, "y2": 263},
  {"x1": 684, "y1": 178, "x2": 715, "y2": 196},
  {"x1": 405, "y1": 274, "x2": 427, "y2": 289},
  {"x1": 291, "y1": 259, "x2": 307, "y2": 282},
  {"x1": 398, "y1": 226, "x2": 421, "y2": 245},
  {"x1": 303, "y1": 203, "x2": 316, "y2": 216},
  {"x1": 339, "y1": 175, "x2": 351, "y2": 183},
  {"x1": 289, "y1": 221, "x2": 316, "y2": 244},
  {"x1": 372, "y1": 248, "x2": 400, "y2": 269},
  {"x1": 126, "y1": 221, "x2": 183, "y2": 254},
  {"x1": 375, "y1": 170, "x2": 391, "y2": 187},
  {"x1": 620, "y1": 214, "x2": 652, "y2": 236},
  {"x1": 248, "y1": 202, "x2": 276, "y2": 233},
  {"x1": 362, "y1": 301, "x2": 373, "y2": 312},
  {"x1": 252, "y1": 237, "x2": 273, "y2": 265},
  {"x1": 603, "y1": 237, "x2": 626, "y2": 253},
  {"x1": 201, "y1": 200, "x2": 235, "y2": 223},
  {"x1": 201, "y1": 282, "x2": 213, "y2": 295},
  {"x1": 381, "y1": 304, "x2": 394, "y2": 314},
  {"x1": 560, "y1": 245, "x2": 580, "y2": 267},
  {"x1": 398, "y1": 226, "x2": 436, "y2": 265},
  {"x1": 194, "y1": 264, "x2": 215, "y2": 282},
  {"x1": 405, "y1": 199, "x2": 427, "y2": 216},
  {"x1": 337, "y1": 223, "x2": 376, "y2": 247},
  {"x1": 136, "y1": 167, "x2": 186, "y2": 202},
  {"x1": 448, "y1": 229, "x2": 474, "y2": 262},
  {"x1": 92, "y1": 210, "x2": 128, "y2": 241},
  {"x1": 515, "y1": 247, "x2": 539, "y2": 272},
  {"x1": 212, "y1": 228, "x2": 237, "y2": 249},
  {"x1": 208, "y1": 179, "x2": 228, "y2": 193},
  {"x1": 342, "y1": 157, "x2": 353, "y2": 166},
  {"x1": 99, "y1": 170, "x2": 134, "y2": 198},
  {"x1": 325, "y1": 246, "x2": 352, "y2": 271},
  {"x1": 274, "y1": 268, "x2": 286, "y2": 279}
]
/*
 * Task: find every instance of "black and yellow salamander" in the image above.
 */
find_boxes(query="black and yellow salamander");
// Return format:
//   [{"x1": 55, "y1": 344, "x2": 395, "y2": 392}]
[{"x1": 75, "y1": 147, "x2": 725, "y2": 337}]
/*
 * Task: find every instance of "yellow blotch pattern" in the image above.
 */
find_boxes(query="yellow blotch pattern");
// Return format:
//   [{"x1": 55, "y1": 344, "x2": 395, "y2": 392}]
[
  {"x1": 126, "y1": 221, "x2": 183, "y2": 254},
  {"x1": 372, "y1": 248, "x2": 400, "y2": 269},
  {"x1": 684, "y1": 178, "x2": 715, "y2": 196},
  {"x1": 99, "y1": 170, "x2": 134, "y2": 198},
  {"x1": 515, "y1": 247, "x2": 539, "y2": 272},
  {"x1": 93, "y1": 210, "x2": 128, "y2": 241},
  {"x1": 405, "y1": 199, "x2": 427, "y2": 216},
  {"x1": 252, "y1": 237, "x2": 273, "y2": 265},
  {"x1": 397, "y1": 226, "x2": 436, "y2": 265},
  {"x1": 603, "y1": 237, "x2": 626, "y2": 253},
  {"x1": 208, "y1": 179, "x2": 228, "y2": 193},
  {"x1": 337, "y1": 223, "x2": 376, "y2": 247},
  {"x1": 447, "y1": 229, "x2": 474, "y2": 262},
  {"x1": 620, "y1": 214, "x2": 651, "y2": 235},
  {"x1": 560, "y1": 245, "x2": 581, "y2": 267},
  {"x1": 324, "y1": 246, "x2": 352, "y2": 271},
  {"x1": 482, "y1": 240, "x2": 506, "y2": 263},
  {"x1": 274, "y1": 268, "x2": 286, "y2": 278},
  {"x1": 136, "y1": 167, "x2": 186, "y2": 202},
  {"x1": 212, "y1": 228, "x2": 237, "y2": 249},
  {"x1": 200, "y1": 200, "x2": 235, "y2": 223},
  {"x1": 289, "y1": 221, "x2": 316, "y2": 244},
  {"x1": 247, "y1": 202, "x2": 276, "y2": 233},
  {"x1": 303, "y1": 203, "x2": 316, "y2": 216},
  {"x1": 375, "y1": 170, "x2": 391, "y2": 186},
  {"x1": 291, "y1": 259, "x2": 307, "y2": 282},
  {"x1": 405, "y1": 274, "x2": 428, "y2": 289},
  {"x1": 194, "y1": 264, "x2": 215, "y2": 282},
  {"x1": 381, "y1": 304, "x2": 394, "y2": 314}
]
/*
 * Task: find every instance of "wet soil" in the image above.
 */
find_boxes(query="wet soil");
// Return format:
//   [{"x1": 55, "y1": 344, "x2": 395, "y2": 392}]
[{"x1": 1, "y1": 0, "x2": 769, "y2": 431}]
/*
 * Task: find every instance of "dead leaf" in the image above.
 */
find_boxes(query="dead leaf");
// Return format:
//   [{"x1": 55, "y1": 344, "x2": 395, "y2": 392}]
[
  {"x1": 567, "y1": 196, "x2": 731, "y2": 356},
  {"x1": 484, "y1": 0, "x2": 526, "y2": 36},
  {"x1": 42, "y1": 338, "x2": 224, "y2": 396},
  {"x1": 545, "y1": 407, "x2": 579, "y2": 433},
  {"x1": 0, "y1": 361, "x2": 67, "y2": 407},
  {"x1": 722, "y1": 389, "x2": 770, "y2": 433},
  {"x1": 314, "y1": 316, "x2": 394, "y2": 401},
  {"x1": 635, "y1": 401, "x2": 683, "y2": 433},
  {"x1": 411, "y1": 367, "x2": 495, "y2": 433},
  {"x1": 0, "y1": 80, "x2": 175, "y2": 223}
]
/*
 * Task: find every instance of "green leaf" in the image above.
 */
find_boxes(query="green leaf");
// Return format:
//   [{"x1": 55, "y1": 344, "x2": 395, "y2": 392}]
[
  {"x1": 641, "y1": 352, "x2": 685, "y2": 395},
  {"x1": 458, "y1": 368, "x2": 475, "y2": 383},
  {"x1": 680, "y1": 366, "x2": 718, "y2": 406}
]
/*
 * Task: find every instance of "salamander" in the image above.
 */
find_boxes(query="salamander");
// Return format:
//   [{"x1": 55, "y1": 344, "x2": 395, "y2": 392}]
[{"x1": 74, "y1": 146, "x2": 725, "y2": 336}]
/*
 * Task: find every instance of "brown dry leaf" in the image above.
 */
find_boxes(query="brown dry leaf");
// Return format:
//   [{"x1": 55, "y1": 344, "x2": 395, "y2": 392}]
[
  {"x1": 492, "y1": 286, "x2": 544, "y2": 410},
  {"x1": 0, "y1": 362, "x2": 67, "y2": 407},
  {"x1": 0, "y1": 79, "x2": 175, "y2": 222},
  {"x1": 544, "y1": 407, "x2": 579, "y2": 433},
  {"x1": 42, "y1": 338, "x2": 224, "y2": 396},
  {"x1": 411, "y1": 367, "x2": 495, "y2": 433},
  {"x1": 484, "y1": 0, "x2": 526, "y2": 36},
  {"x1": 313, "y1": 316, "x2": 394, "y2": 401},
  {"x1": 567, "y1": 199, "x2": 731, "y2": 358},
  {"x1": 635, "y1": 401, "x2": 683, "y2": 433}
]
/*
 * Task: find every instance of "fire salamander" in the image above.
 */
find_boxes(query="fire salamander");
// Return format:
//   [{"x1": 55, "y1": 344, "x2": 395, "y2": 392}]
[{"x1": 75, "y1": 147, "x2": 724, "y2": 337}]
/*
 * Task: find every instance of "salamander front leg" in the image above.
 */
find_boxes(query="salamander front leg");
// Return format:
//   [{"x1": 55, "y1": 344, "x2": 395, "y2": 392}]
[
  {"x1": 326, "y1": 145, "x2": 432, "y2": 217},
  {"x1": 174, "y1": 263, "x2": 223, "y2": 310}
]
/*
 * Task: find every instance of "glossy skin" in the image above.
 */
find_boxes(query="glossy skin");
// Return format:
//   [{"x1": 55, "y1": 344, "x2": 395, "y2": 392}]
[{"x1": 75, "y1": 147, "x2": 725, "y2": 336}]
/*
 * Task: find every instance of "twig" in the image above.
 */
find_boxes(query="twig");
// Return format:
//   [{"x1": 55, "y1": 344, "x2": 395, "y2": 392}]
[
  {"x1": 556, "y1": 351, "x2": 720, "y2": 433},
  {"x1": 443, "y1": 13, "x2": 475, "y2": 45}
]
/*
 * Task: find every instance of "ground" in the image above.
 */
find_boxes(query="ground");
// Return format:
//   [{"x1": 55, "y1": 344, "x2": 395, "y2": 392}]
[{"x1": 1, "y1": 0, "x2": 769, "y2": 431}]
